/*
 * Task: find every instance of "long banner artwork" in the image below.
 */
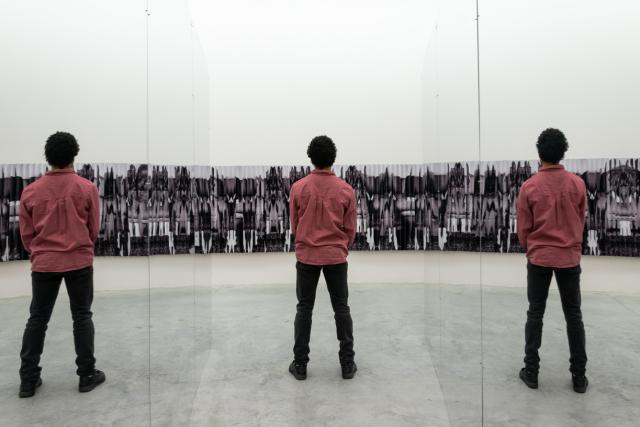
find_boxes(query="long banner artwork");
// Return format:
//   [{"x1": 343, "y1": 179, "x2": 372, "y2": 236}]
[{"x1": 1, "y1": 158, "x2": 639, "y2": 262}]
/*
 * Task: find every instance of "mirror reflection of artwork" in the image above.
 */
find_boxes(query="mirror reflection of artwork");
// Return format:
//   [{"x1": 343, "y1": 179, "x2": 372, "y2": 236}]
[{"x1": 1, "y1": 158, "x2": 638, "y2": 262}]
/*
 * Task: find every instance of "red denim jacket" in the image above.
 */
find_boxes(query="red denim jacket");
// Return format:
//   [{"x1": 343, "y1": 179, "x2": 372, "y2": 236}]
[
  {"x1": 19, "y1": 168, "x2": 100, "y2": 272},
  {"x1": 289, "y1": 169, "x2": 357, "y2": 265},
  {"x1": 517, "y1": 164, "x2": 587, "y2": 268}
]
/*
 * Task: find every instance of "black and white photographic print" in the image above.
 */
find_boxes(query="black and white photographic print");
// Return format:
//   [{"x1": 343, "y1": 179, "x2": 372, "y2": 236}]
[
  {"x1": 76, "y1": 163, "x2": 150, "y2": 257},
  {"x1": 0, "y1": 164, "x2": 47, "y2": 262},
  {"x1": 569, "y1": 158, "x2": 640, "y2": 257},
  {"x1": 195, "y1": 165, "x2": 311, "y2": 254},
  {"x1": 1, "y1": 158, "x2": 638, "y2": 263}
]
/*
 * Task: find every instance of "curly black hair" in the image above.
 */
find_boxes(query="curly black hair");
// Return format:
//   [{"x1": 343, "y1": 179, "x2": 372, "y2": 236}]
[
  {"x1": 536, "y1": 128, "x2": 568, "y2": 164},
  {"x1": 45, "y1": 131, "x2": 79, "y2": 168},
  {"x1": 307, "y1": 135, "x2": 336, "y2": 169}
]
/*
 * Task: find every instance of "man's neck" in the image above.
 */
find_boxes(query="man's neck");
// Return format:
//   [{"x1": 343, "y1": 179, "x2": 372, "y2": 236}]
[
  {"x1": 540, "y1": 161, "x2": 559, "y2": 168},
  {"x1": 315, "y1": 167, "x2": 332, "y2": 172},
  {"x1": 52, "y1": 163, "x2": 74, "y2": 170}
]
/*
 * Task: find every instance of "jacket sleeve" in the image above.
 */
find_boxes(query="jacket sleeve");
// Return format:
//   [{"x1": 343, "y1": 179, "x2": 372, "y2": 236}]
[
  {"x1": 19, "y1": 191, "x2": 35, "y2": 254},
  {"x1": 289, "y1": 185, "x2": 298, "y2": 236},
  {"x1": 516, "y1": 186, "x2": 533, "y2": 250},
  {"x1": 87, "y1": 185, "x2": 101, "y2": 242},
  {"x1": 344, "y1": 188, "x2": 357, "y2": 246}
]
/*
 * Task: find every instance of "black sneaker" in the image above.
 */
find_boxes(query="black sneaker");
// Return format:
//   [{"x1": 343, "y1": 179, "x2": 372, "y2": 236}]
[
  {"x1": 572, "y1": 374, "x2": 588, "y2": 393},
  {"x1": 79, "y1": 369, "x2": 106, "y2": 393},
  {"x1": 341, "y1": 362, "x2": 357, "y2": 380},
  {"x1": 289, "y1": 361, "x2": 307, "y2": 380},
  {"x1": 19, "y1": 377, "x2": 42, "y2": 398},
  {"x1": 519, "y1": 368, "x2": 538, "y2": 389}
]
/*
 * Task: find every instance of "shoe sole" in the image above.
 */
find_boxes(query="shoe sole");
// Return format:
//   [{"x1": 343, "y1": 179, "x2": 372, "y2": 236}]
[
  {"x1": 79, "y1": 375, "x2": 106, "y2": 393},
  {"x1": 19, "y1": 378, "x2": 42, "y2": 398},
  {"x1": 519, "y1": 371, "x2": 538, "y2": 389},
  {"x1": 289, "y1": 366, "x2": 306, "y2": 381}
]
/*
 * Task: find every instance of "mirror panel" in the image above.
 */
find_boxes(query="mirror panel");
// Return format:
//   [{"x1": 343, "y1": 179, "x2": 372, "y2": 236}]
[
  {"x1": 423, "y1": 1, "x2": 483, "y2": 425},
  {"x1": 479, "y1": 1, "x2": 640, "y2": 424},
  {"x1": 0, "y1": 1, "x2": 151, "y2": 424}
]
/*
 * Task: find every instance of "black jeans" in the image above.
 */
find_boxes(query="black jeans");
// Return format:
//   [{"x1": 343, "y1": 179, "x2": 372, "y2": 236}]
[
  {"x1": 524, "y1": 262, "x2": 587, "y2": 375},
  {"x1": 294, "y1": 261, "x2": 355, "y2": 365},
  {"x1": 19, "y1": 266, "x2": 96, "y2": 382}
]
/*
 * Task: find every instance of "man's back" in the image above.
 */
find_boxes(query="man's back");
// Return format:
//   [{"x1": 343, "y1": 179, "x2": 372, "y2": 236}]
[
  {"x1": 517, "y1": 164, "x2": 586, "y2": 268},
  {"x1": 288, "y1": 136, "x2": 357, "y2": 380},
  {"x1": 20, "y1": 169, "x2": 100, "y2": 272},
  {"x1": 289, "y1": 169, "x2": 356, "y2": 265}
]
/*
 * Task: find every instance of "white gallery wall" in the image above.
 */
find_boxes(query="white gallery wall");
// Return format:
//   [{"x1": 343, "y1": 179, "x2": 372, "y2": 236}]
[
  {"x1": 479, "y1": 0, "x2": 640, "y2": 161},
  {"x1": 0, "y1": 0, "x2": 211, "y2": 298},
  {"x1": 191, "y1": 0, "x2": 436, "y2": 166},
  {"x1": 0, "y1": 0, "x2": 148, "y2": 164}
]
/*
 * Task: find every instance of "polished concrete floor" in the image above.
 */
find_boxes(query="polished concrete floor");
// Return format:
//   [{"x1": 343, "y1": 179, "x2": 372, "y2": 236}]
[{"x1": 1, "y1": 283, "x2": 639, "y2": 426}]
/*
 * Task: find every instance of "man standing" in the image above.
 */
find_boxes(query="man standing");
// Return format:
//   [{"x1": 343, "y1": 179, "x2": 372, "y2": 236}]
[
  {"x1": 18, "y1": 132, "x2": 105, "y2": 398},
  {"x1": 288, "y1": 135, "x2": 357, "y2": 380},
  {"x1": 517, "y1": 128, "x2": 588, "y2": 393}
]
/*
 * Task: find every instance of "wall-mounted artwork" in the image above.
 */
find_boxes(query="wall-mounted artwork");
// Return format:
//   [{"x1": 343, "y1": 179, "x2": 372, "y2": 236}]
[{"x1": 1, "y1": 158, "x2": 638, "y2": 263}]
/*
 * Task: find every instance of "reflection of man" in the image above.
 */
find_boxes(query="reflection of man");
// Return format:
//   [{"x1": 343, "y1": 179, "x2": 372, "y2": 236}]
[
  {"x1": 288, "y1": 135, "x2": 357, "y2": 381},
  {"x1": 18, "y1": 132, "x2": 105, "y2": 398},
  {"x1": 517, "y1": 128, "x2": 588, "y2": 394}
]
